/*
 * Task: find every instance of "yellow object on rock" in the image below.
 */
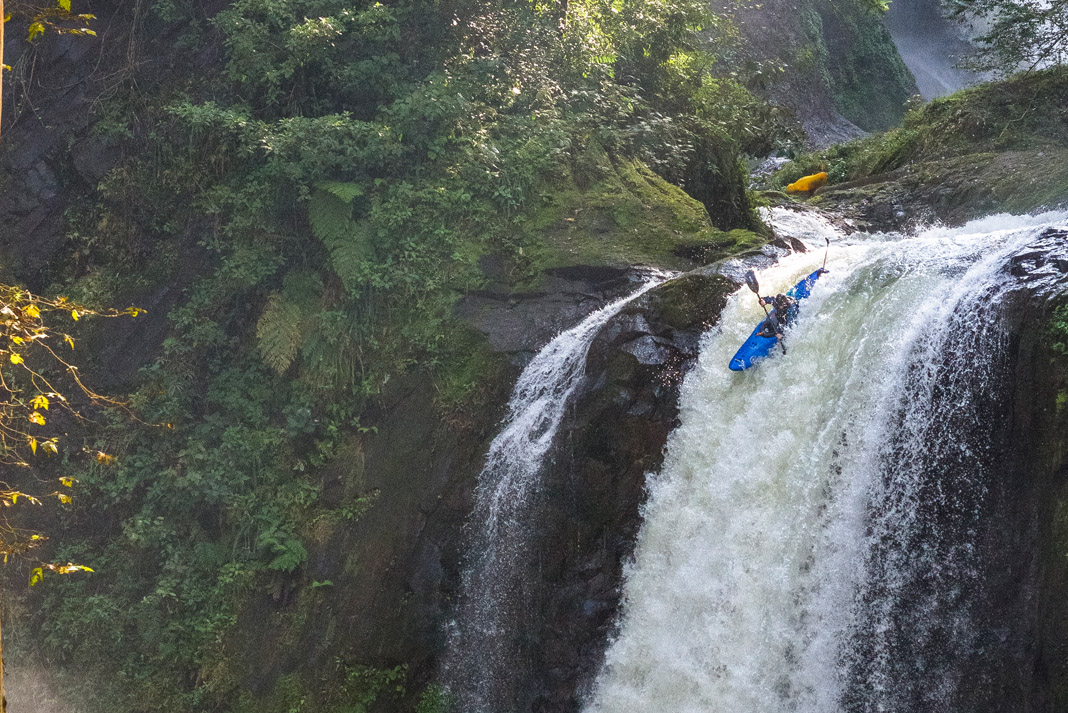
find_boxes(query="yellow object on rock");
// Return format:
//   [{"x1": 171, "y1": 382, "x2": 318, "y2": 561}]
[{"x1": 786, "y1": 171, "x2": 828, "y2": 193}]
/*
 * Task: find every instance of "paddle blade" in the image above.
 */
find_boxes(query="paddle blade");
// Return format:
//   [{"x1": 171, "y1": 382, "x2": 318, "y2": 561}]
[{"x1": 745, "y1": 270, "x2": 760, "y2": 294}]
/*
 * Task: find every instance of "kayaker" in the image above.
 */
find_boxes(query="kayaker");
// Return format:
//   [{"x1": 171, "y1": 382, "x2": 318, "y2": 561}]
[
  {"x1": 757, "y1": 306, "x2": 783, "y2": 338},
  {"x1": 773, "y1": 293, "x2": 799, "y2": 323},
  {"x1": 757, "y1": 293, "x2": 798, "y2": 336}
]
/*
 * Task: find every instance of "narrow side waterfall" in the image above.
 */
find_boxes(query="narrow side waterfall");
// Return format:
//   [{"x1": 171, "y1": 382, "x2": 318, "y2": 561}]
[
  {"x1": 884, "y1": 0, "x2": 981, "y2": 99},
  {"x1": 587, "y1": 211, "x2": 1068, "y2": 713},
  {"x1": 445, "y1": 272, "x2": 670, "y2": 712}
]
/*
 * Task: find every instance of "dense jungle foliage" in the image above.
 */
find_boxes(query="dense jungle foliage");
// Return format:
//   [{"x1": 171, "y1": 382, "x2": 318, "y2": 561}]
[{"x1": 0, "y1": 0, "x2": 808, "y2": 710}]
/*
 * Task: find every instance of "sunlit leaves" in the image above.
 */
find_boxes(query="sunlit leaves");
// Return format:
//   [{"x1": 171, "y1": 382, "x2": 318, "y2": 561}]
[
  {"x1": 28, "y1": 411, "x2": 46, "y2": 425},
  {"x1": 29, "y1": 562, "x2": 94, "y2": 587},
  {"x1": 31, "y1": 394, "x2": 50, "y2": 411},
  {"x1": 16, "y1": 3, "x2": 96, "y2": 44}
]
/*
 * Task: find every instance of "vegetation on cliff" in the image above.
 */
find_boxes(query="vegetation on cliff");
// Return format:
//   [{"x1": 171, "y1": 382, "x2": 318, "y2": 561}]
[
  {"x1": 767, "y1": 67, "x2": 1068, "y2": 224},
  {"x1": 0, "y1": 0, "x2": 802, "y2": 710},
  {"x1": 0, "y1": 0, "x2": 1000, "y2": 710}
]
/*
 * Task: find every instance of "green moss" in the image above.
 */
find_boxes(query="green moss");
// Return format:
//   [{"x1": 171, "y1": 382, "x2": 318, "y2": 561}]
[
  {"x1": 817, "y1": 3, "x2": 915, "y2": 131},
  {"x1": 644, "y1": 273, "x2": 738, "y2": 330},
  {"x1": 784, "y1": 67, "x2": 1068, "y2": 185},
  {"x1": 512, "y1": 150, "x2": 770, "y2": 278},
  {"x1": 765, "y1": 68, "x2": 1068, "y2": 220},
  {"x1": 429, "y1": 322, "x2": 509, "y2": 410}
]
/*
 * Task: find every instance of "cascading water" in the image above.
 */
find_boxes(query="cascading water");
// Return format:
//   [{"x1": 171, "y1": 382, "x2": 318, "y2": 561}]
[
  {"x1": 445, "y1": 271, "x2": 670, "y2": 712},
  {"x1": 884, "y1": 0, "x2": 981, "y2": 99},
  {"x1": 586, "y1": 210, "x2": 1068, "y2": 713}
]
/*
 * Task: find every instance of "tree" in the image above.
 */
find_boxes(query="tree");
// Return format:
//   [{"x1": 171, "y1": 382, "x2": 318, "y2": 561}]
[
  {"x1": 949, "y1": 0, "x2": 1068, "y2": 73},
  {"x1": 0, "y1": 7, "x2": 112, "y2": 711},
  {"x1": 0, "y1": 288, "x2": 137, "y2": 713},
  {"x1": 0, "y1": 0, "x2": 95, "y2": 145}
]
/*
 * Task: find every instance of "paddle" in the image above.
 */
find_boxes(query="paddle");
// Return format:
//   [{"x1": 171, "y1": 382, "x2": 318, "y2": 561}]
[
  {"x1": 823, "y1": 236, "x2": 830, "y2": 270},
  {"x1": 744, "y1": 270, "x2": 787, "y2": 355}
]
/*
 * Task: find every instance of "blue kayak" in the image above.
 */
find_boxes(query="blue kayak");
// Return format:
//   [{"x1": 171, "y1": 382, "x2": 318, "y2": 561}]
[{"x1": 728, "y1": 269, "x2": 825, "y2": 371}]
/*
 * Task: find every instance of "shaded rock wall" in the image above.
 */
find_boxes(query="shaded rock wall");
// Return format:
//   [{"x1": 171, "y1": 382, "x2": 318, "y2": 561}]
[{"x1": 731, "y1": 0, "x2": 917, "y2": 145}]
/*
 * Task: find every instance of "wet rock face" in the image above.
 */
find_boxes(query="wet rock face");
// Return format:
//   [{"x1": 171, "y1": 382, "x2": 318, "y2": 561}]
[
  {"x1": 498, "y1": 271, "x2": 736, "y2": 711},
  {"x1": 455, "y1": 264, "x2": 636, "y2": 358}
]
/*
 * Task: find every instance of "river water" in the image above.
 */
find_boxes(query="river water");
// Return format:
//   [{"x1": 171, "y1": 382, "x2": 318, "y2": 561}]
[
  {"x1": 444, "y1": 271, "x2": 671, "y2": 713},
  {"x1": 586, "y1": 210, "x2": 1068, "y2": 713}
]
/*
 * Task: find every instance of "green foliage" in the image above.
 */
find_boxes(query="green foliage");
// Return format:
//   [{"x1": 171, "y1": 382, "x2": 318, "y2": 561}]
[
  {"x1": 13, "y1": 0, "x2": 796, "y2": 708},
  {"x1": 1051, "y1": 303, "x2": 1068, "y2": 355},
  {"x1": 950, "y1": 0, "x2": 1068, "y2": 74},
  {"x1": 415, "y1": 684, "x2": 452, "y2": 713},
  {"x1": 766, "y1": 66, "x2": 1068, "y2": 190},
  {"x1": 816, "y1": 0, "x2": 915, "y2": 132}
]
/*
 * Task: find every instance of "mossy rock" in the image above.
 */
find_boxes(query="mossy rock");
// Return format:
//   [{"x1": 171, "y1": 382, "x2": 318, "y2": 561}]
[
  {"x1": 817, "y1": 149, "x2": 1068, "y2": 228},
  {"x1": 513, "y1": 145, "x2": 767, "y2": 277},
  {"x1": 641, "y1": 273, "x2": 738, "y2": 332}
]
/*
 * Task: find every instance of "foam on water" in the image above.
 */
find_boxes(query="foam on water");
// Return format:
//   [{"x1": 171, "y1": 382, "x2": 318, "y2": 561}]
[
  {"x1": 445, "y1": 270, "x2": 671, "y2": 712},
  {"x1": 586, "y1": 211, "x2": 1068, "y2": 713}
]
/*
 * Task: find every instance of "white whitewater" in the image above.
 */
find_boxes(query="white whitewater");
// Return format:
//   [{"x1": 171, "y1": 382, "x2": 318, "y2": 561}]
[
  {"x1": 587, "y1": 210, "x2": 1068, "y2": 713},
  {"x1": 446, "y1": 270, "x2": 670, "y2": 712}
]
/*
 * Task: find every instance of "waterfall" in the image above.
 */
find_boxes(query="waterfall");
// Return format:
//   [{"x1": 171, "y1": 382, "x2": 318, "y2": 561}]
[
  {"x1": 445, "y1": 270, "x2": 670, "y2": 712},
  {"x1": 586, "y1": 211, "x2": 1068, "y2": 713},
  {"x1": 884, "y1": 0, "x2": 982, "y2": 99}
]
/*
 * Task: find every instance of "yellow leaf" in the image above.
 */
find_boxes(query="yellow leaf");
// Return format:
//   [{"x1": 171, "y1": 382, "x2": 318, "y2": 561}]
[
  {"x1": 59, "y1": 476, "x2": 75, "y2": 487},
  {"x1": 56, "y1": 493, "x2": 72, "y2": 504},
  {"x1": 10, "y1": 493, "x2": 17, "y2": 505},
  {"x1": 31, "y1": 394, "x2": 49, "y2": 410},
  {"x1": 10, "y1": 336, "x2": 23, "y2": 344},
  {"x1": 58, "y1": 0, "x2": 72, "y2": 11},
  {"x1": 9, "y1": 353, "x2": 22, "y2": 365},
  {"x1": 71, "y1": 309, "x2": 80, "y2": 321},
  {"x1": 65, "y1": 334, "x2": 75, "y2": 349},
  {"x1": 29, "y1": 567, "x2": 43, "y2": 586},
  {"x1": 29, "y1": 437, "x2": 37, "y2": 455},
  {"x1": 23, "y1": 304, "x2": 40, "y2": 319},
  {"x1": 42, "y1": 440, "x2": 58, "y2": 455},
  {"x1": 28, "y1": 411, "x2": 45, "y2": 425},
  {"x1": 95, "y1": 451, "x2": 116, "y2": 465}
]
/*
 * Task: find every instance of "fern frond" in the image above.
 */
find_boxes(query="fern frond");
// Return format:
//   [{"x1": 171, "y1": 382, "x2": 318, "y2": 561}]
[
  {"x1": 318, "y1": 181, "x2": 364, "y2": 203},
  {"x1": 309, "y1": 188, "x2": 373, "y2": 293},
  {"x1": 327, "y1": 224, "x2": 373, "y2": 293},
  {"x1": 309, "y1": 188, "x2": 353, "y2": 243},
  {"x1": 255, "y1": 293, "x2": 303, "y2": 374}
]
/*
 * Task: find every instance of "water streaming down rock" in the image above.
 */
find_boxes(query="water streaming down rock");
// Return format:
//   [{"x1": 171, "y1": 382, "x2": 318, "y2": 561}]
[
  {"x1": 884, "y1": 0, "x2": 981, "y2": 99},
  {"x1": 586, "y1": 211, "x2": 1068, "y2": 713},
  {"x1": 445, "y1": 271, "x2": 671, "y2": 712}
]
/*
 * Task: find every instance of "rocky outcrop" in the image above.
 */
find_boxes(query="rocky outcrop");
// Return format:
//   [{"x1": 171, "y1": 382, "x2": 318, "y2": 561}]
[
  {"x1": 814, "y1": 150, "x2": 1068, "y2": 232},
  {"x1": 522, "y1": 270, "x2": 737, "y2": 709},
  {"x1": 443, "y1": 235, "x2": 821, "y2": 711}
]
